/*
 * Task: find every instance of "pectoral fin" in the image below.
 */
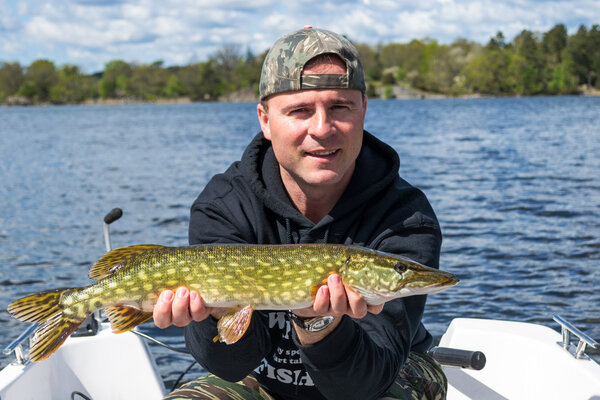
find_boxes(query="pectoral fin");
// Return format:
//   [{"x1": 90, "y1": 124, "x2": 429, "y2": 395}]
[
  {"x1": 213, "y1": 306, "x2": 254, "y2": 344},
  {"x1": 105, "y1": 305, "x2": 153, "y2": 333}
]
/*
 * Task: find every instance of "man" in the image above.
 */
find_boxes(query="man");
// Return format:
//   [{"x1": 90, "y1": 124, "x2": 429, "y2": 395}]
[{"x1": 154, "y1": 27, "x2": 447, "y2": 400}]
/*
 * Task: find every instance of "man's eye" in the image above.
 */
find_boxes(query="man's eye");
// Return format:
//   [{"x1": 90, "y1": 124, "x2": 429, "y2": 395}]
[
  {"x1": 289, "y1": 108, "x2": 308, "y2": 115},
  {"x1": 332, "y1": 104, "x2": 350, "y2": 111}
]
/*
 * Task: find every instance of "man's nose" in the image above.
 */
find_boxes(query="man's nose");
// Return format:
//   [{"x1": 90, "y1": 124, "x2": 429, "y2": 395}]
[{"x1": 308, "y1": 107, "x2": 333, "y2": 138}]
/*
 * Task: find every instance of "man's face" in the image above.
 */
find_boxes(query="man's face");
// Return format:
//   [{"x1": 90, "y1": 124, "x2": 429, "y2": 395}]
[{"x1": 257, "y1": 88, "x2": 366, "y2": 193}]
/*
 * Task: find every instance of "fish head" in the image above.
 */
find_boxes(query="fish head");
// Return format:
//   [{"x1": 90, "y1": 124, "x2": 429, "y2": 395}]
[{"x1": 342, "y1": 249, "x2": 458, "y2": 305}]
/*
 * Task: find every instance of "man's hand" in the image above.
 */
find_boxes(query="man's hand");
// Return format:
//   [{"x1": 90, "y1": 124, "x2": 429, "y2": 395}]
[
  {"x1": 153, "y1": 287, "x2": 227, "y2": 328},
  {"x1": 293, "y1": 274, "x2": 384, "y2": 319},
  {"x1": 291, "y1": 274, "x2": 384, "y2": 345}
]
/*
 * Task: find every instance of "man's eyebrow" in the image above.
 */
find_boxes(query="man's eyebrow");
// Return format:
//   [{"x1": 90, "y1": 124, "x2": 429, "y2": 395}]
[
  {"x1": 329, "y1": 98, "x2": 358, "y2": 106},
  {"x1": 281, "y1": 98, "x2": 358, "y2": 113}
]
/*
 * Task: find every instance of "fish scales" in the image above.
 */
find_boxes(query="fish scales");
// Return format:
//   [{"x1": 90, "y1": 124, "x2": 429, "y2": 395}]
[
  {"x1": 119, "y1": 244, "x2": 348, "y2": 309},
  {"x1": 54, "y1": 245, "x2": 345, "y2": 318},
  {"x1": 7, "y1": 243, "x2": 458, "y2": 361}
]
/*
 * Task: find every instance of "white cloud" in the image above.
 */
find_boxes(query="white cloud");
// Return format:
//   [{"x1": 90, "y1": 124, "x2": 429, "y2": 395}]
[
  {"x1": 1, "y1": 0, "x2": 599, "y2": 72},
  {"x1": 122, "y1": 3, "x2": 151, "y2": 19},
  {"x1": 0, "y1": 0, "x2": 20, "y2": 31}
]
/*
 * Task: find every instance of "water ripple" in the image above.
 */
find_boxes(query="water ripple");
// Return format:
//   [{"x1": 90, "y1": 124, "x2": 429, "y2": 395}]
[{"x1": 2, "y1": 98, "x2": 599, "y2": 374}]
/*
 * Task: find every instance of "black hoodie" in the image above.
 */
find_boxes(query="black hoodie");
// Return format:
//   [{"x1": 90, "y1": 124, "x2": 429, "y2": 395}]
[{"x1": 185, "y1": 131, "x2": 442, "y2": 400}]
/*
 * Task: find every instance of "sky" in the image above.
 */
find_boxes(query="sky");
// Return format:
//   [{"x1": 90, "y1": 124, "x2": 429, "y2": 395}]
[{"x1": 1, "y1": 0, "x2": 598, "y2": 73}]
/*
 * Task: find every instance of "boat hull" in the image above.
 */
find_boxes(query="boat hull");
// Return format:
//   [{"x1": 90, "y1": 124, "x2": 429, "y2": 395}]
[
  {"x1": 0, "y1": 323, "x2": 165, "y2": 400},
  {"x1": 440, "y1": 318, "x2": 600, "y2": 400}
]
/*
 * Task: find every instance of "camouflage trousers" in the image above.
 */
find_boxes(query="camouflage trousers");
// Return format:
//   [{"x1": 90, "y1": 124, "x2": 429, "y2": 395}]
[{"x1": 163, "y1": 352, "x2": 447, "y2": 400}]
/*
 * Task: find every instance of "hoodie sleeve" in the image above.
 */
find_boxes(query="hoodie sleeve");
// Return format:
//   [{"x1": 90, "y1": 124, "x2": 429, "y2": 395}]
[
  {"x1": 189, "y1": 168, "x2": 258, "y2": 245},
  {"x1": 293, "y1": 215, "x2": 442, "y2": 400},
  {"x1": 184, "y1": 177, "x2": 272, "y2": 381}
]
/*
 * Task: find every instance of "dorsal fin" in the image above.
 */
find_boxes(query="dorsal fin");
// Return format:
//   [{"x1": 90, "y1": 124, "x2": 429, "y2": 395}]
[{"x1": 89, "y1": 245, "x2": 164, "y2": 279}]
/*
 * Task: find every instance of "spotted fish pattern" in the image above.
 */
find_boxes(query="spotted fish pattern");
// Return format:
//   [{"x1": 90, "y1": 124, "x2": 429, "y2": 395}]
[{"x1": 8, "y1": 244, "x2": 457, "y2": 362}]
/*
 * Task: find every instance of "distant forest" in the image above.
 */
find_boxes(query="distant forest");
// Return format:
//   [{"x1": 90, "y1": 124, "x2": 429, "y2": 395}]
[{"x1": 1, "y1": 23, "x2": 598, "y2": 105}]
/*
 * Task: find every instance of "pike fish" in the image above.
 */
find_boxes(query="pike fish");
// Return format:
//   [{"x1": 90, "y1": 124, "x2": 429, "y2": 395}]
[{"x1": 8, "y1": 244, "x2": 458, "y2": 361}]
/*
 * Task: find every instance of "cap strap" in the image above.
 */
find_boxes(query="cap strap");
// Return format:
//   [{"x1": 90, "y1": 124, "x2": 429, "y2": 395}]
[{"x1": 301, "y1": 74, "x2": 349, "y2": 89}]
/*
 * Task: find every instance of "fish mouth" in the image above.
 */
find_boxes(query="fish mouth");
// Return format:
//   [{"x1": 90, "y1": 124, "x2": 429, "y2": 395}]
[
  {"x1": 440, "y1": 276, "x2": 459, "y2": 287},
  {"x1": 421, "y1": 275, "x2": 459, "y2": 294}
]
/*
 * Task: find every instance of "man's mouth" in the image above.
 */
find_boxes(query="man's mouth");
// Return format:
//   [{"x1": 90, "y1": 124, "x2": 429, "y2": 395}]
[{"x1": 306, "y1": 149, "x2": 338, "y2": 157}]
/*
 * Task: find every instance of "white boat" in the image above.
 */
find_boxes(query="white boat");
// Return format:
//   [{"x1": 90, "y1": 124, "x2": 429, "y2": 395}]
[
  {"x1": 2, "y1": 314, "x2": 598, "y2": 400},
  {"x1": 439, "y1": 316, "x2": 600, "y2": 400},
  {"x1": 2, "y1": 209, "x2": 599, "y2": 399},
  {"x1": 1, "y1": 322, "x2": 166, "y2": 400}
]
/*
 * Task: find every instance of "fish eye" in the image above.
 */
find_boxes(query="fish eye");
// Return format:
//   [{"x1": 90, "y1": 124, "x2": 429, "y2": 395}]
[{"x1": 393, "y1": 262, "x2": 407, "y2": 274}]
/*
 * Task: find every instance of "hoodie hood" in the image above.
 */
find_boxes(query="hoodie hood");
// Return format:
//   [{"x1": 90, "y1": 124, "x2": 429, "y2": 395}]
[{"x1": 240, "y1": 130, "x2": 401, "y2": 235}]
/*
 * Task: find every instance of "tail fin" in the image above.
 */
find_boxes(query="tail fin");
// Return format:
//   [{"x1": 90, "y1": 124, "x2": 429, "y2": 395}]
[
  {"x1": 29, "y1": 312, "x2": 83, "y2": 361},
  {"x1": 8, "y1": 289, "x2": 65, "y2": 323},
  {"x1": 8, "y1": 290, "x2": 86, "y2": 362}
]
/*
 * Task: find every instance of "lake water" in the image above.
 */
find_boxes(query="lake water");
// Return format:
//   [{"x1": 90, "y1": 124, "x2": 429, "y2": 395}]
[{"x1": 1, "y1": 97, "x2": 599, "y2": 388}]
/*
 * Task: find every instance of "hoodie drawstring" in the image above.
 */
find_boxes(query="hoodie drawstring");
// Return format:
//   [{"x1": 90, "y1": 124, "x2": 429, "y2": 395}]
[
  {"x1": 285, "y1": 218, "x2": 293, "y2": 244},
  {"x1": 285, "y1": 217, "x2": 332, "y2": 244}
]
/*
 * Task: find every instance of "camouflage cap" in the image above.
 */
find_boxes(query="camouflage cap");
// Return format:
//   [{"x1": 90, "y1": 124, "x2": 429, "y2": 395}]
[{"x1": 259, "y1": 27, "x2": 366, "y2": 100}]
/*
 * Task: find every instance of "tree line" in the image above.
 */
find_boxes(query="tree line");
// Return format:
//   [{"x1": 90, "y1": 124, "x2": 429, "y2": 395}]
[{"x1": 0, "y1": 23, "x2": 598, "y2": 105}]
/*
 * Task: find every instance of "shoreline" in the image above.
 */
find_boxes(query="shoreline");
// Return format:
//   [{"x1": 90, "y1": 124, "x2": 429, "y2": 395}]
[{"x1": 1, "y1": 89, "x2": 599, "y2": 107}]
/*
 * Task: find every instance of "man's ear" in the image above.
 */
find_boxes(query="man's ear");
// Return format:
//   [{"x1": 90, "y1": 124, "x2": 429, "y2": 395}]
[{"x1": 257, "y1": 103, "x2": 271, "y2": 140}]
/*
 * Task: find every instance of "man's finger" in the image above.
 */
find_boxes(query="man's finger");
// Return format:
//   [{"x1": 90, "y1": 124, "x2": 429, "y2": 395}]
[
  {"x1": 367, "y1": 303, "x2": 384, "y2": 315},
  {"x1": 312, "y1": 285, "x2": 331, "y2": 315},
  {"x1": 328, "y1": 274, "x2": 348, "y2": 316},
  {"x1": 171, "y1": 287, "x2": 192, "y2": 327},
  {"x1": 345, "y1": 286, "x2": 368, "y2": 318},
  {"x1": 189, "y1": 290, "x2": 211, "y2": 321},
  {"x1": 153, "y1": 290, "x2": 174, "y2": 329}
]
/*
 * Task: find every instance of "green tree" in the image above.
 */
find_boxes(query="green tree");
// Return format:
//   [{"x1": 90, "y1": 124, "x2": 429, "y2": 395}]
[
  {"x1": 413, "y1": 40, "x2": 436, "y2": 90},
  {"x1": 589, "y1": 25, "x2": 600, "y2": 88},
  {"x1": 50, "y1": 64, "x2": 94, "y2": 104},
  {"x1": 448, "y1": 39, "x2": 481, "y2": 94},
  {"x1": 567, "y1": 24, "x2": 600, "y2": 88},
  {"x1": 487, "y1": 31, "x2": 507, "y2": 50},
  {"x1": 380, "y1": 43, "x2": 403, "y2": 69},
  {"x1": 463, "y1": 46, "x2": 510, "y2": 94},
  {"x1": 380, "y1": 40, "x2": 427, "y2": 87},
  {"x1": 419, "y1": 40, "x2": 476, "y2": 94},
  {"x1": 420, "y1": 41, "x2": 448, "y2": 92},
  {"x1": 381, "y1": 71, "x2": 396, "y2": 85},
  {"x1": 18, "y1": 60, "x2": 57, "y2": 101},
  {"x1": 543, "y1": 24, "x2": 568, "y2": 65},
  {"x1": 0, "y1": 62, "x2": 24, "y2": 100},
  {"x1": 547, "y1": 57, "x2": 579, "y2": 94},
  {"x1": 164, "y1": 73, "x2": 188, "y2": 97},
  {"x1": 355, "y1": 43, "x2": 381, "y2": 81},
  {"x1": 128, "y1": 61, "x2": 169, "y2": 100},
  {"x1": 508, "y1": 54, "x2": 538, "y2": 94},
  {"x1": 508, "y1": 30, "x2": 543, "y2": 94},
  {"x1": 229, "y1": 48, "x2": 265, "y2": 94},
  {"x1": 179, "y1": 61, "x2": 224, "y2": 101},
  {"x1": 99, "y1": 60, "x2": 132, "y2": 98},
  {"x1": 17, "y1": 81, "x2": 36, "y2": 99}
]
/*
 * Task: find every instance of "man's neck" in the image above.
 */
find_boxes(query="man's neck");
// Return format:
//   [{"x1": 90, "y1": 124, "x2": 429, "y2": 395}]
[{"x1": 279, "y1": 165, "x2": 354, "y2": 224}]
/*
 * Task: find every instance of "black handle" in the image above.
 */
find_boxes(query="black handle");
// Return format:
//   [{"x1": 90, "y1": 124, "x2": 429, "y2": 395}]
[
  {"x1": 427, "y1": 346, "x2": 486, "y2": 370},
  {"x1": 103, "y1": 208, "x2": 123, "y2": 225}
]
